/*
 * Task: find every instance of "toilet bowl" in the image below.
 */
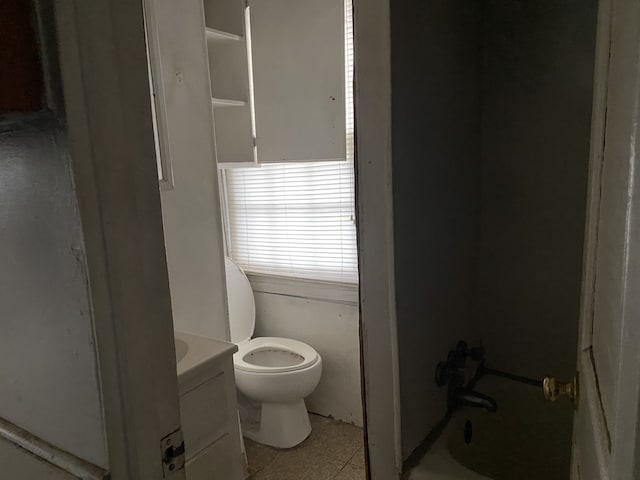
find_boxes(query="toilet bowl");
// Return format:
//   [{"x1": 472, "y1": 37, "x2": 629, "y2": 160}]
[{"x1": 224, "y1": 257, "x2": 322, "y2": 448}]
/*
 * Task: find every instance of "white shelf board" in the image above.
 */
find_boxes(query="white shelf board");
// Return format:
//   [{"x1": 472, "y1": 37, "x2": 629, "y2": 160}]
[
  {"x1": 211, "y1": 97, "x2": 247, "y2": 108},
  {"x1": 206, "y1": 27, "x2": 242, "y2": 42}
]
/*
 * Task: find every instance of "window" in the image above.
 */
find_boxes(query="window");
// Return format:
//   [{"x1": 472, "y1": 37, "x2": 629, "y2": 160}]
[{"x1": 222, "y1": 0, "x2": 356, "y2": 284}]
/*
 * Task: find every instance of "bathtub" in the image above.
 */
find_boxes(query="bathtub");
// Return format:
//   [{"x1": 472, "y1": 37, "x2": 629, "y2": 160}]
[{"x1": 407, "y1": 375, "x2": 574, "y2": 480}]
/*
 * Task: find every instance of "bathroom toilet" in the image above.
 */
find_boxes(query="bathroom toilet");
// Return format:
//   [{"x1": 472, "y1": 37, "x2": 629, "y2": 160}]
[{"x1": 224, "y1": 257, "x2": 322, "y2": 448}]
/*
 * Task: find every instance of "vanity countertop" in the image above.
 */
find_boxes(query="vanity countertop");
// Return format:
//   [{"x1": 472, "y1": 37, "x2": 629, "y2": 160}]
[{"x1": 175, "y1": 331, "x2": 237, "y2": 392}]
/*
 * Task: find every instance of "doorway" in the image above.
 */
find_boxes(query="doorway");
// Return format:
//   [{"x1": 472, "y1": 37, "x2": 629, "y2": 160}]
[
  {"x1": 355, "y1": 1, "x2": 598, "y2": 479},
  {"x1": 145, "y1": 0, "x2": 365, "y2": 477}
]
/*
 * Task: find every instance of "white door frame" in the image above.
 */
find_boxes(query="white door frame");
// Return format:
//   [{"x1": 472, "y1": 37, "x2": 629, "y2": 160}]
[
  {"x1": 353, "y1": 0, "x2": 403, "y2": 478},
  {"x1": 573, "y1": 0, "x2": 640, "y2": 477},
  {"x1": 54, "y1": 1, "x2": 185, "y2": 479},
  {"x1": 572, "y1": 0, "x2": 612, "y2": 476},
  {"x1": 55, "y1": 0, "x2": 406, "y2": 478}
]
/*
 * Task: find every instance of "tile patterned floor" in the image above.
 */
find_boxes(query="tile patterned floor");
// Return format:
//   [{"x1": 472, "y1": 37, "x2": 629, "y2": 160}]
[{"x1": 245, "y1": 414, "x2": 366, "y2": 480}]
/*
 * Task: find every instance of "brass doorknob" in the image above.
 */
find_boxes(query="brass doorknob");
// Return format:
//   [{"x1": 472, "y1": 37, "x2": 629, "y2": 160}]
[{"x1": 543, "y1": 375, "x2": 578, "y2": 409}]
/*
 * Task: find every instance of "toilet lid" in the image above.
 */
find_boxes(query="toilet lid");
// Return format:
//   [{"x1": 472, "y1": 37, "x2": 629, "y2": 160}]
[{"x1": 224, "y1": 257, "x2": 256, "y2": 344}]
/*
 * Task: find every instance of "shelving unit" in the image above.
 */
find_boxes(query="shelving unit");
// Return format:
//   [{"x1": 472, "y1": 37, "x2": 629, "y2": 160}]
[
  {"x1": 202, "y1": 0, "x2": 346, "y2": 166},
  {"x1": 205, "y1": 27, "x2": 242, "y2": 42},
  {"x1": 203, "y1": 0, "x2": 256, "y2": 165},
  {"x1": 211, "y1": 98, "x2": 247, "y2": 108}
]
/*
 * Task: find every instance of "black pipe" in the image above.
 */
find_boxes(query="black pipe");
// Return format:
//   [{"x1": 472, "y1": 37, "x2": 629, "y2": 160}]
[{"x1": 479, "y1": 365, "x2": 543, "y2": 387}]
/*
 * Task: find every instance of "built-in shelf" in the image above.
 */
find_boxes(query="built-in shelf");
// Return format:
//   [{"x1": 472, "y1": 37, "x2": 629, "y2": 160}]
[
  {"x1": 211, "y1": 97, "x2": 247, "y2": 108},
  {"x1": 205, "y1": 0, "x2": 256, "y2": 165},
  {"x1": 203, "y1": 0, "x2": 245, "y2": 39},
  {"x1": 206, "y1": 27, "x2": 242, "y2": 42}
]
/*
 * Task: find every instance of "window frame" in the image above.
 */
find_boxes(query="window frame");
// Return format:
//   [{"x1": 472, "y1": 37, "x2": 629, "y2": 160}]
[{"x1": 219, "y1": 168, "x2": 359, "y2": 302}]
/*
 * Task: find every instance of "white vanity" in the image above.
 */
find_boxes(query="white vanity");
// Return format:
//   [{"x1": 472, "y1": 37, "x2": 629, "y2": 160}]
[{"x1": 175, "y1": 331, "x2": 245, "y2": 480}]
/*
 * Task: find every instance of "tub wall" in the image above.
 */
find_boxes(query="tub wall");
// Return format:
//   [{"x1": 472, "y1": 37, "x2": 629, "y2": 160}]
[
  {"x1": 477, "y1": 0, "x2": 597, "y2": 380},
  {"x1": 390, "y1": 0, "x2": 483, "y2": 460}
]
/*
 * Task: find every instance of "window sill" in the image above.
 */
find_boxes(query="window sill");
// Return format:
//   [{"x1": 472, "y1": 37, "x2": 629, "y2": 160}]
[{"x1": 245, "y1": 272, "x2": 359, "y2": 306}]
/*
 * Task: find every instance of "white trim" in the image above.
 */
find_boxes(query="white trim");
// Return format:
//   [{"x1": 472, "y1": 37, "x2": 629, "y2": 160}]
[
  {"x1": 246, "y1": 272, "x2": 358, "y2": 305},
  {"x1": 577, "y1": 0, "x2": 611, "y2": 353},
  {"x1": 609, "y1": 3, "x2": 640, "y2": 472},
  {"x1": 143, "y1": 0, "x2": 176, "y2": 190},
  {"x1": 573, "y1": 0, "x2": 640, "y2": 477},
  {"x1": 219, "y1": 169, "x2": 233, "y2": 256},
  {"x1": 54, "y1": 1, "x2": 185, "y2": 479},
  {"x1": 572, "y1": 1, "x2": 611, "y2": 476},
  {"x1": 354, "y1": 0, "x2": 402, "y2": 478},
  {"x1": 0, "y1": 416, "x2": 108, "y2": 480}
]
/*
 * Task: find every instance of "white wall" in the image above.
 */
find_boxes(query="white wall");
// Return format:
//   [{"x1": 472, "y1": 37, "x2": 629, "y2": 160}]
[
  {"x1": 390, "y1": 0, "x2": 482, "y2": 461},
  {"x1": 252, "y1": 290, "x2": 363, "y2": 427},
  {"x1": 477, "y1": 0, "x2": 597, "y2": 380},
  {"x1": 0, "y1": 114, "x2": 108, "y2": 469},
  {"x1": 154, "y1": 0, "x2": 229, "y2": 340}
]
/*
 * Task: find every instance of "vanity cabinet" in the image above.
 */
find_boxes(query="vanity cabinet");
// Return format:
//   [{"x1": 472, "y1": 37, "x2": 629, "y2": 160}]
[{"x1": 175, "y1": 332, "x2": 245, "y2": 480}]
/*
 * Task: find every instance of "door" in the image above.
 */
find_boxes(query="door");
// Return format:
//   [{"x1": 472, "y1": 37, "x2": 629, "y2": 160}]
[
  {"x1": 573, "y1": 0, "x2": 640, "y2": 478},
  {"x1": 53, "y1": 0, "x2": 187, "y2": 479}
]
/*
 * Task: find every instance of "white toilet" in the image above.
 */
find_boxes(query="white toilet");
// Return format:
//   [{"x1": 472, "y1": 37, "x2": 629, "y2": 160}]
[{"x1": 224, "y1": 257, "x2": 322, "y2": 448}]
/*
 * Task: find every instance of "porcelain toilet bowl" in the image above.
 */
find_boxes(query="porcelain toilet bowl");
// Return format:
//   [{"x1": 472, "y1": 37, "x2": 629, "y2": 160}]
[
  {"x1": 234, "y1": 337, "x2": 322, "y2": 448},
  {"x1": 224, "y1": 257, "x2": 323, "y2": 448}
]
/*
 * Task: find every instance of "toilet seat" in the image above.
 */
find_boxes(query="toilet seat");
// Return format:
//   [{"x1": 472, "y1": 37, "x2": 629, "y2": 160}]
[
  {"x1": 224, "y1": 257, "x2": 321, "y2": 374},
  {"x1": 234, "y1": 337, "x2": 319, "y2": 374}
]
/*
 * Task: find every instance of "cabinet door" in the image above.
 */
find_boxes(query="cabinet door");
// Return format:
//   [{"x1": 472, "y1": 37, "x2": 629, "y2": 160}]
[{"x1": 249, "y1": 0, "x2": 346, "y2": 163}]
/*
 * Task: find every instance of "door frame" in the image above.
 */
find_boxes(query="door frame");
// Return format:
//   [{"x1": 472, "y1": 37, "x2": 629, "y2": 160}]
[
  {"x1": 572, "y1": 0, "x2": 612, "y2": 476},
  {"x1": 573, "y1": 0, "x2": 640, "y2": 477},
  {"x1": 353, "y1": 0, "x2": 403, "y2": 478},
  {"x1": 54, "y1": 0, "x2": 405, "y2": 478},
  {"x1": 54, "y1": 1, "x2": 185, "y2": 479}
]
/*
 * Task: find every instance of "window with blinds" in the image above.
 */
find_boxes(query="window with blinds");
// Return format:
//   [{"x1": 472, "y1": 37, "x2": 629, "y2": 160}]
[{"x1": 222, "y1": 0, "x2": 357, "y2": 284}]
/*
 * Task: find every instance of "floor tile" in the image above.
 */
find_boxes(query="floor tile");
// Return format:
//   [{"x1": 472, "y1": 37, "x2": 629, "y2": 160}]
[
  {"x1": 252, "y1": 447, "x2": 344, "y2": 480},
  {"x1": 246, "y1": 414, "x2": 365, "y2": 479},
  {"x1": 244, "y1": 438, "x2": 278, "y2": 475},
  {"x1": 310, "y1": 413, "x2": 336, "y2": 429},
  {"x1": 348, "y1": 447, "x2": 365, "y2": 468},
  {"x1": 300, "y1": 415, "x2": 364, "y2": 463},
  {"x1": 335, "y1": 463, "x2": 367, "y2": 480}
]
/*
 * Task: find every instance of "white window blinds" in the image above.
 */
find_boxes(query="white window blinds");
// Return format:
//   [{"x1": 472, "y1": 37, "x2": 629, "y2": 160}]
[{"x1": 223, "y1": 0, "x2": 356, "y2": 284}]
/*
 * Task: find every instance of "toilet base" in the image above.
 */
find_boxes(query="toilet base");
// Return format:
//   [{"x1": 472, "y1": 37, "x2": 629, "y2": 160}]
[{"x1": 243, "y1": 400, "x2": 312, "y2": 448}]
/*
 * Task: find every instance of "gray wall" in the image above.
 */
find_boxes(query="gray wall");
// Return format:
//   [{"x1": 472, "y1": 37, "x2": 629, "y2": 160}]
[
  {"x1": 477, "y1": 0, "x2": 597, "y2": 380},
  {"x1": 390, "y1": 0, "x2": 482, "y2": 460},
  {"x1": 389, "y1": 0, "x2": 597, "y2": 460},
  {"x1": 0, "y1": 114, "x2": 108, "y2": 468}
]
